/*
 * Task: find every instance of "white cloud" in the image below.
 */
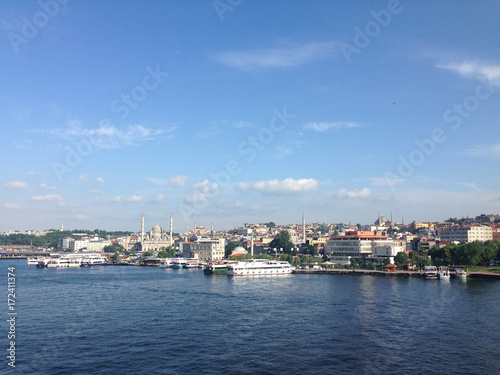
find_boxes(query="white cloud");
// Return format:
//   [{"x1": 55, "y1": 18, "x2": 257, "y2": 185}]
[
  {"x1": 111, "y1": 196, "x2": 123, "y2": 202},
  {"x1": 336, "y1": 188, "x2": 371, "y2": 198},
  {"x1": 126, "y1": 195, "x2": 144, "y2": 202},
  {"x1": 370, "y1": 177, "x2": 405, "y2": 187},
  {"x1": 76, "y1": 214, "x2": 90, "y2": 221},
  {"x1": 237, "y1": 178, "x2": 318, "y2": 194},
  {"x1": 438, "y1": 61, "x2": 500, "y2": 86},
  {"x1": 185, "y1": 193, "x2": 208, "y2": 203},
  {"x1": 305, "y1": 121, "x2": 361, "y2": 132},
  {"x1": 466, "y1": 143, "x2": 500, "y2": 157},
  {"x1": 33, "y1": 121, "x2": 172, "y2": 149},
  {"x1": 31, "y1": 194, "x2": 65, "y2": 202},
  {"x1": 214, "y1": 41, "x2": 339, "y2": 71},
  {"x1": 4, "y1": 203, "x2": 19, "y2": 210},
  {"x1": 96, "y1": 177, "x2": 105, "y2": 183},
  {"x1": 39, "y1": 183, "x2": 57, "y2": 190},
  {"x1": 459, "y1": 182, "x2": 480, "y2": 191},
  {"x1": 89, "y1": 189, "x2": 103, "y2": 194},
  {"x1": 26, "y1": 171, "x2": 36, "y2": 176},
  {"x1": 4, "y1": 180, "x2": 28, "y2": 189},
  {"x1": 169, "y1": 175, "x2": 189, "y2": 187},
  {"x1": 79, "y1": 174, "x2": 88, "y2": 182},
  {"x1": 153, "y1": 194, "x2": 165, "y2": 203},
  {"x1": 193, "y1": 180, "x2": 219, "y2": 194}
]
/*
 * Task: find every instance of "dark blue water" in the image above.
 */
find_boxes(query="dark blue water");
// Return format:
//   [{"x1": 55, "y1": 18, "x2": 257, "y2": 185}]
[{"x1": 1, "y1": 259, "x2": 500, "y2": 374}]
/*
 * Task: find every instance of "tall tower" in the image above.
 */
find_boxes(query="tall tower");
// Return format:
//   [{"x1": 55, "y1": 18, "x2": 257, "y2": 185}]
[
  {"x1": 302, "y1": 212, "x2": 306, "y2": 242},
  {"x1": 251, "y1": 236, "x2": 254, "y2": 258},
  {"x1": 169, "y1": 213, "x2": 173, "y2": 247},
  {"x1": 141, "y1": 212, "x2": 145, "y2": 242}
]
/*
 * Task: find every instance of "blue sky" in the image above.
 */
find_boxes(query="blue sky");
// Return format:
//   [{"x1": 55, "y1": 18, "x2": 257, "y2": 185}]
[{"x1": 1, "y1": 0, "x2": 499, "y2": 232}]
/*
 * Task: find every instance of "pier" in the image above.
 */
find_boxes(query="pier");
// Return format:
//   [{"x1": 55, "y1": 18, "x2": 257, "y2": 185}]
[{"x1": 293, "y1": 269, "x2": 500, "y2": 279}]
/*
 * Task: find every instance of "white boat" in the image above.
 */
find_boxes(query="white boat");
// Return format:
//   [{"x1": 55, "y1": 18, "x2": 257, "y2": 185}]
[
  {"x1": 80, "y1": 254, "x2": 107, "y2": 267},
  {"x1": 439, "y1": 266, "x2": 450, "y2": 280},
  {"x1": 47, "y1": 258, "x2": 70, "y2": 268},
  {"x1": 455, "y1": 268, "x2": 467, "y2": 280},
  {"x1": 184, "y1": 258, "x2": 202, "y2": 268},
  {"x1": 159, "y1": 258, "x2": 173, "y2": 268},
  {"x1": 36, "y1": 258, "x2": 49, "y2": 268},
  {"x1": 27, "y1": 257, "x2": 40, "y2": 266},
  {"x1": 227, "y1": 259, "x2": 294, "y2": 276},
  {"x1": 423, "y1": 266, "x2": 439, "y2": 280},
  {"x1": 171, "y1": 258, "x2": 187, "y2": 269}
]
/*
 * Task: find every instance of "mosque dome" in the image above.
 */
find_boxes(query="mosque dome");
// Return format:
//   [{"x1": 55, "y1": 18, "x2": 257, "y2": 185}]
[
  {"x1": 152, "y1": 224, "x2": 162, "y2": 239},
  {"x1": 231, "y1": 246, "x2": 248, "y2": 257}
]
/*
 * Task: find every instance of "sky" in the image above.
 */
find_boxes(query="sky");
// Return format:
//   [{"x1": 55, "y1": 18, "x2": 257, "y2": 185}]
[{"x1": 1, "y1": 0, "x2": 499, "y2": 233}]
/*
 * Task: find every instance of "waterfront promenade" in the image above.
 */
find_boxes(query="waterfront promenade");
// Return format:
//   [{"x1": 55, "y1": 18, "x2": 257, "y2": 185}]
[{"x1": 293, "y1": 268, "x2": 500, "y2": 279}]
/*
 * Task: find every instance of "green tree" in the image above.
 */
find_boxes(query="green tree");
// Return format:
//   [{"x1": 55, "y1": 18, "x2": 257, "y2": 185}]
[
  {"x1": 279, "y1": 253, "x2": 293, "y2": 263},
  {"x1": 103, "y1": 243, "x2": 124, "y2": 253},
  {"x1": 159, "y1": 246, "x2": 175, "y2": 258},
  {"x1": 112, "y1": 252, "x2": 119, "y2": 261},
  {"x1": 143, "y1": 251, "x2": 154, "y2": 257},
  {"x1": 394, "y1": 252, "x2": 408, "y2": 269},
  {"x1": 302, "y1": 244, "x2": 318, "y2": 256},
  {"x1": 265, "y1": 222, "x2": 276, "y2": 228},
  {"x1": 225, "y1": 242, "x2": 239, "y2": 258},
  {"x1": 269, "y1": 230, "x2": 294, "y2": 254}
]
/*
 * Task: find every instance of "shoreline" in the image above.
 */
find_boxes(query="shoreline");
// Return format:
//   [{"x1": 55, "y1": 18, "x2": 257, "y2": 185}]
[{"x1": 293, "y1": 269, "x2": 500, "y2": 279}]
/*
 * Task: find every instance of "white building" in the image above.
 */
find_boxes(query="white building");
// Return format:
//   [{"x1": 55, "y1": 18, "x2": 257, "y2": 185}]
[
  {"x1": 87, "y1": 238, "x2": 111, "y2": 252},
  {"x1": 325, "y1": 231, "x2": 394, "y2": 265},
  {"x1": 190, "y1": 238, "x2": 225, "y2": 261},
  {"x1": 438, "y1": 225, "x2": 493, "y2": 243},
  {"x1": 69, "y1": 239, "x2": 88, "y2": 252}
]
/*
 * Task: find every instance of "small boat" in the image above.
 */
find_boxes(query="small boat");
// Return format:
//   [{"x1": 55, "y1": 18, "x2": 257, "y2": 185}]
[
  {"x1": 423, "y1": 266, "x2": 439, "y2": 280},
  {"x1": 171, "y1": 258, "x2": 186, "y2": 269},
  {"x1": 159, "y1": 258, "x2": 173, "y2": 268},
  {"x1": 184, "y1": 258, "x2": 201, "y2": 268},
  {"x1": 204, "y1": 262, "x2": 229, "y2": 275},
  {"x1": 455, "y1": 268, "x2": 467, "y2": 280},
  {"x1": 27, "y1": 257, "x2": 39, "y2": 266},
  {"x1": 36, "y1": 258, "x2": 49, "y2": 268},
  {"x1": 438, "y1": 266, "x2": 450, "y2": 280}
]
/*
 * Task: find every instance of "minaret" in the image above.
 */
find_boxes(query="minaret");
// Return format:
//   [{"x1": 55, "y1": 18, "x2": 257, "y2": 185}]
[
  {"x1": 141, "y1": 212, "x2": 145, "y2": 242},
  {"x1": 169, "y1": 213, "x2": 173, "y2": 247},
  {"x1": 391, "y1": 211, "x2": 394, "y2": 227},
  {"x1": 302, "y1": 212, "x2": 306, "y2": 243}
]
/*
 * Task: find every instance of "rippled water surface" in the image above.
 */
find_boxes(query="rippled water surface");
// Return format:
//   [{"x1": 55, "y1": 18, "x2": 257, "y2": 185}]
[{"x1": 2, "y1": 260, "x2": 500, "y2": 374}]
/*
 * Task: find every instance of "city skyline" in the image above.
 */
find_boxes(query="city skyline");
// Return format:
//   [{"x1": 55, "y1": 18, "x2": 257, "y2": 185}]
[{"x1": 1, "y1": 1, "x2": 500, "y2": 232}]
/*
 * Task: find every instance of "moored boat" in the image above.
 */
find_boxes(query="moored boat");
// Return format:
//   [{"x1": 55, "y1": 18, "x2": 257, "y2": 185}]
[
  {"x1": 171, "y1": 258, "x2": 186, "y2": 269},
  {"x1": 423, "y1": 266, "x2": 439, "y2": 280},
  {"x1": 159, "y1": 258, "x2": 173, "y2": 268},
  {"x1": 80, "y1": 253, "x2": 106, "y2": 267},
  {"x1": 27, "y1": 257, "x2": 39, "y2": 266},
  {"x1": 455, "y1": 268, "x2": 467, "y2": 280},
  {"x1": 227, "y1": 259, "x2": 293, "y2": 276},
  {"x1": 439, "y1": 266, "x2": 450, "y2": 280},
  {"x1": 204, "y1": 262, "x2": 229, "y2": 275}
]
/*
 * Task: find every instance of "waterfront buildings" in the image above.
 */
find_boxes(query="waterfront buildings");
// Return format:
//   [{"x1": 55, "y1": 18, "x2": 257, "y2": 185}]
[
  {"x1": 437, "y1": 225, "x2": 493, "y2": 243},
  {"x1": 189, "y1": 238, "x2": 225, "y2": 261},
  {"x1": 325, "y1": 231, "x2": 396, "y2": 265}
]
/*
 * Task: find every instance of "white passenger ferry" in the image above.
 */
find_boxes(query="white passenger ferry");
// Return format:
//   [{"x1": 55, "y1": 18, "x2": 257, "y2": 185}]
[
  {"x1": 227, "y1": 259, "x2": 293, "y2": 276},
  {"x1": 80, "y1": 253, "x2": 107, "y2": 267}
]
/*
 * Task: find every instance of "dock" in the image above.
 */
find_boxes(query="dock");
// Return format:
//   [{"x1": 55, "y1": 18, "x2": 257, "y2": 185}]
[{"x1": 293, "y1": 269, "x2": 500, "y2": 279}]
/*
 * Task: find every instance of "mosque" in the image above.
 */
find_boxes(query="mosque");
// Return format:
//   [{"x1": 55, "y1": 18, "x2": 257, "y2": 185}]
[{"x1": 136, "y1": 213, "x2": 174, "y2": 253}]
